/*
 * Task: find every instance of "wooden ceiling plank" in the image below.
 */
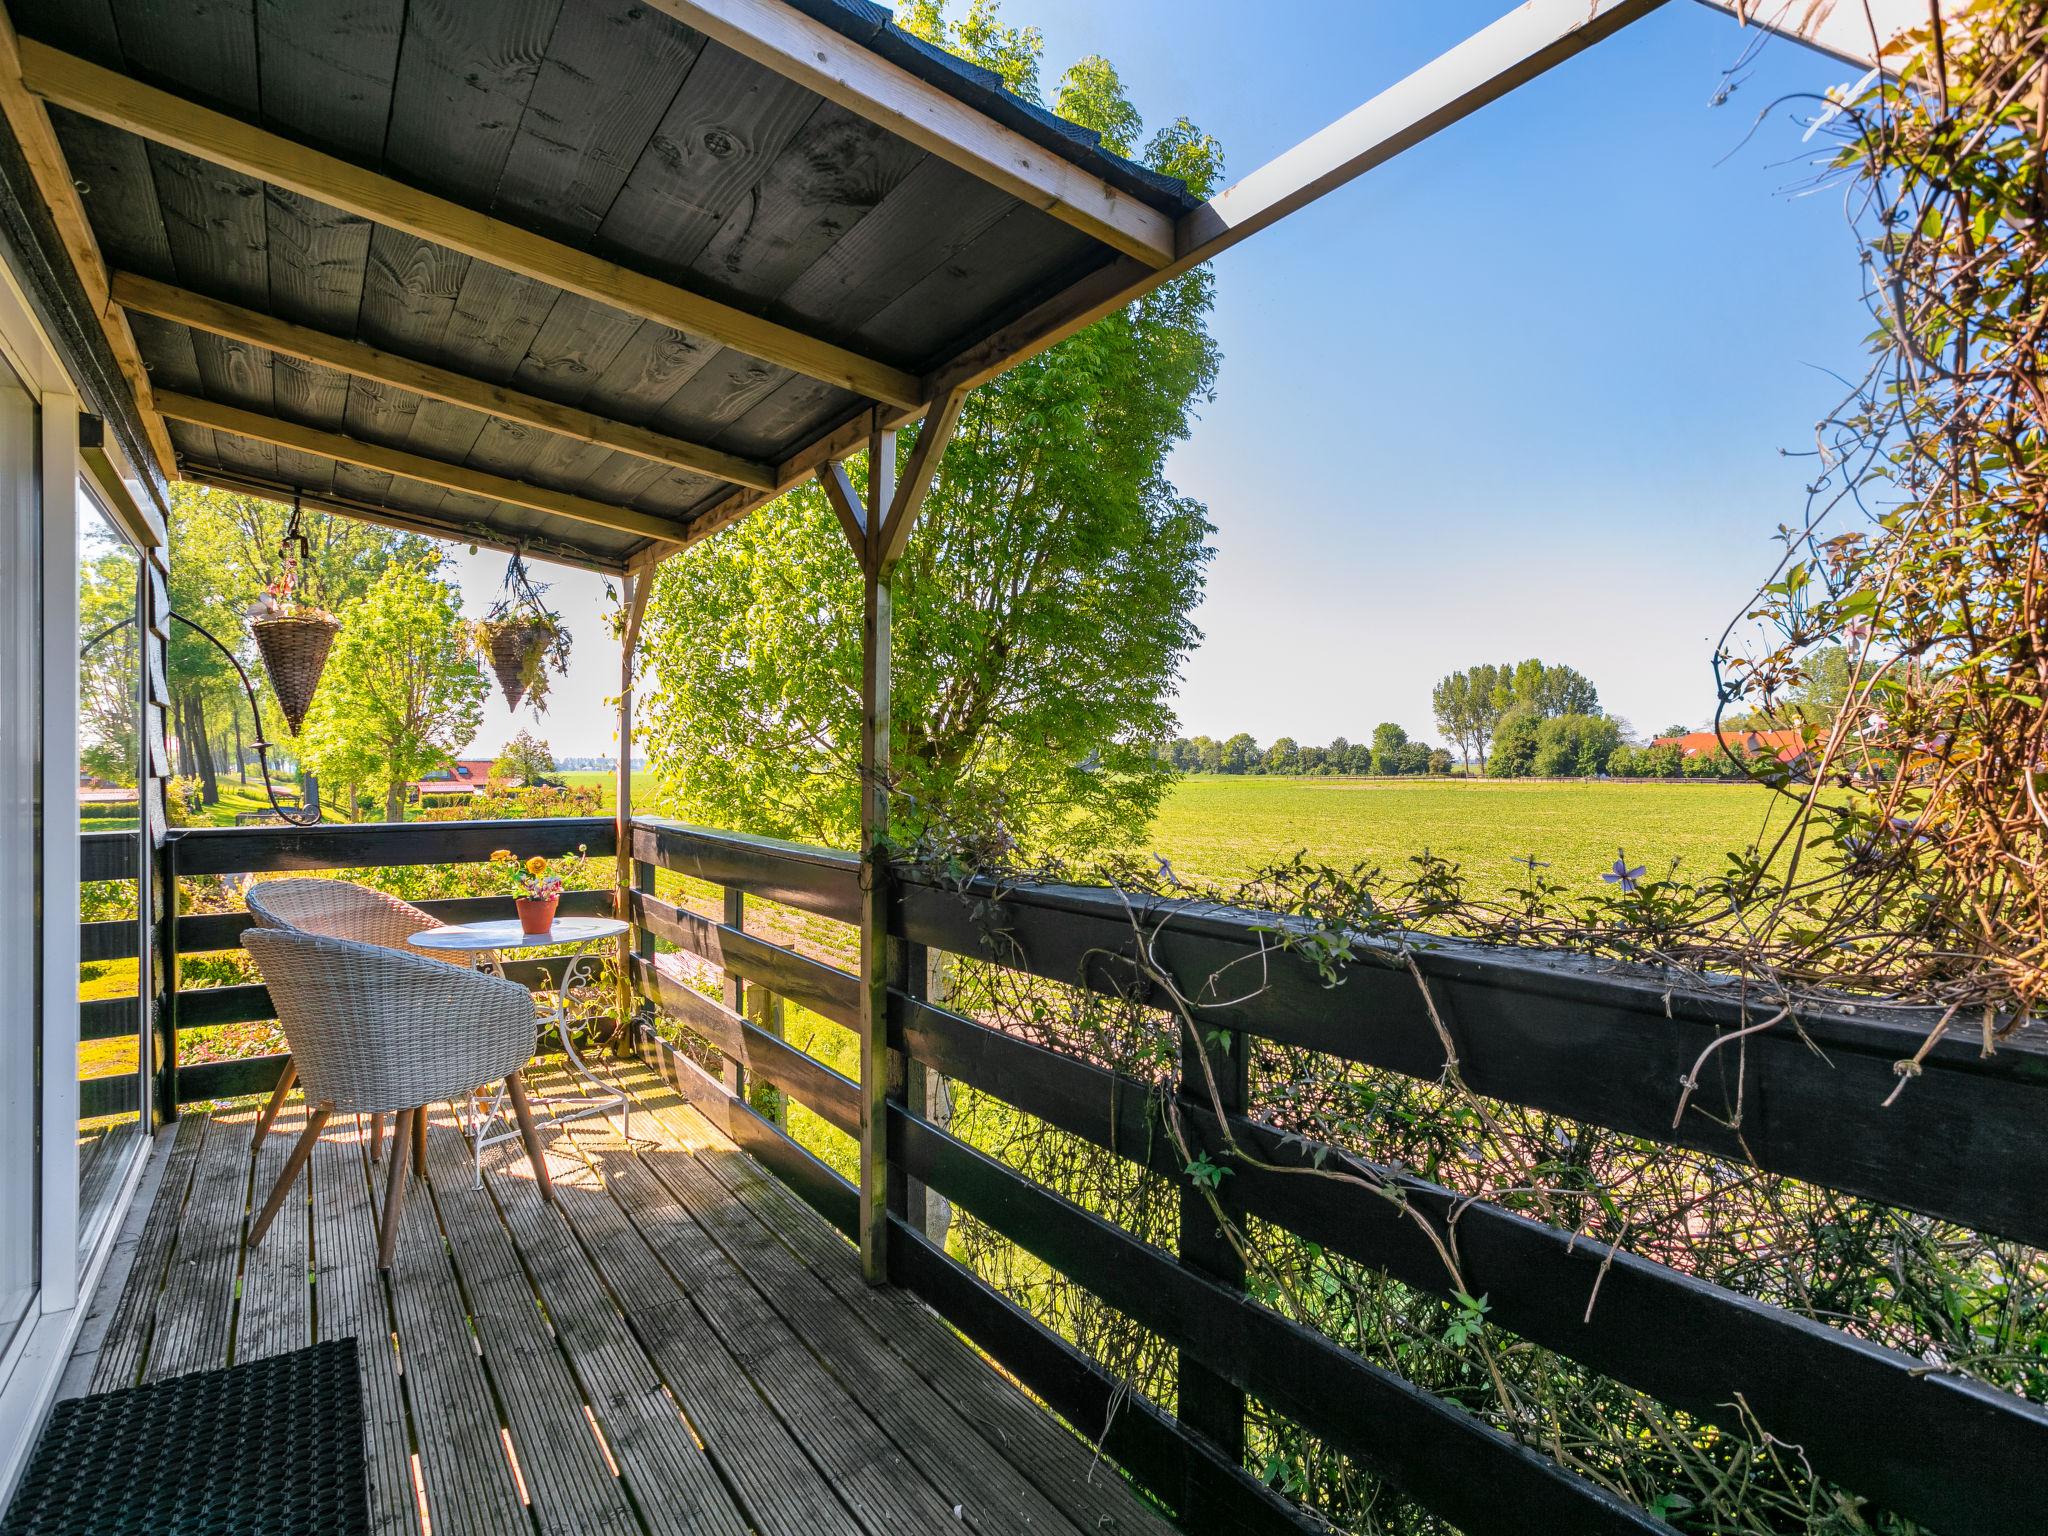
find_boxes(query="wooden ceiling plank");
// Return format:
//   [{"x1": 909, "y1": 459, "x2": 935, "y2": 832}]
[
  {"x1": 646, "y1": 0, "x2": 1175, "y2": 269},
  {"x1": 152, "y1": 389, "x2": 692, "y2": 546},
  {"x1": 17, "y1": 37, "x2": 925, "y2": 407},
  {"x1": 0, "y1": 10, "x2": 177, "y2": 476},
  {"x1": 112, "y1": 270, "x2": 778, "y2": 491}
]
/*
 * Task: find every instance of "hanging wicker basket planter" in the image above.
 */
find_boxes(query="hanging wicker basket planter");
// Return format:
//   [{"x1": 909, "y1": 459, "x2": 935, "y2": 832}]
[
  {"x1": 474, "y1": 553, "x2": 573, "y2": 715},
  {"x1": 477, "y1": 618, "x2": 554, "y2": 712},
  {"x1": 249, "y1": 611, "x2": 340, "y2": 735}
]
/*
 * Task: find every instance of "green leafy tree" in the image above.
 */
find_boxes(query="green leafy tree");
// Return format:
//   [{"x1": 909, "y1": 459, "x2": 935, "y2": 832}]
[
  {"x1": 1529, "y1": 713, "x2": 1621, "y2": 777},
  {"x1": 1369, "y1": 721, "x2": 1408, "y2": 776},
  {"x1": 1509, "y1": 658, "x2": 1601, "y2": 719},
  {"x1": 299, "y1": 564, "x2": 488, "y2": 821},
  {"x1": 1487, "y1": 705, "x2": 1541, "y2": 777},
  {"x1": 645, "y1": 7, "x2": 1222, "y2": 856},
  {"x1": 1263, "y1": 737, "x2": 1300, "y2": 775},
  {"x1": 493, "y1": 731, "x2": 557, "y2": 785},
  {"x1": 1432, "y1": 663, "x2": 1513, "y2": 772},
  {"x1": 1217, "y1": 733, "x2": 1259, "y2": 774}
]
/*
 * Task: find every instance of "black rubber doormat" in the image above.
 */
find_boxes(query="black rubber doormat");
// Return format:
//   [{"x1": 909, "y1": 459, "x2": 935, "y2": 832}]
[{"x1": 1, "y1": 1338, "x2": 369, "y2": 1536}]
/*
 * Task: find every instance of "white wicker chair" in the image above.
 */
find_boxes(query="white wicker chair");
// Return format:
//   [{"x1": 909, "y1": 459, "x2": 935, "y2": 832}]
[
  {"x1": 239, "y1": 927, "x2": 554, "y2": 1269},
  {"x1": 244, "y1": 878, "x2": 457, "y2": 1158}
]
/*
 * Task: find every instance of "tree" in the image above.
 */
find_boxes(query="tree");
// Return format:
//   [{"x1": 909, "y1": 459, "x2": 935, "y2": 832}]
[
  {"x1": 1488, "y1": 705, "x2": 1541, "y2": 777},
  {"x1": 1530, "y1": 713, "x2": 1621, "y2": 777},
  {"x1": 1369, "y1": 721, "x2": 1408, "y2": 776},
  {"x1": 299, "y1": 564, "x2": 488, "y2": 820},
  {"x1": 642, "y1": 7, "x2": 1222, "y2": 856},
  {"x1": 1218, "y1": 733, "x2": 1259, "y2": 774},
  {"x1": 494, "y1": 731, "x2": 557, "y2": 785},
  {"x1": 1263, "y1": 737, "x2": 1300, "y2": 775},
  {"x1": 1508, "y1": 658, "x2": 1601, "y2": 719},
  {"x1": 1432, "y1": 663, "x2": 1513, "y2": 771}
]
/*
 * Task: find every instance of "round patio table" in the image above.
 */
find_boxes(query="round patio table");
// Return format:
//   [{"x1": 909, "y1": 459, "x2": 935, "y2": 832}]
[{"x1": 409, "y1": 916, "x2": 631, "y2": 1184}]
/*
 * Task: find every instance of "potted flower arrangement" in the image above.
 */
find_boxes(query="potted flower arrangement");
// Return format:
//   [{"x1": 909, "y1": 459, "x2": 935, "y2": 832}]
[
  {"x1": 473, "y1": 553, "x2": 571, "y2": 713},
  {"x1": 245, "y1": 552, "x2": 338, "y2": 735},
  {"x1": 491, "y1": 845, "x2": 587, "y2": 935}
]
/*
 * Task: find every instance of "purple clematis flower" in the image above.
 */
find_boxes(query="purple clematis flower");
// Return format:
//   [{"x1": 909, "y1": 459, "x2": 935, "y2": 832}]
[{"x1": 1601, "y1": 848, "x2": 1646, "y2": 893}]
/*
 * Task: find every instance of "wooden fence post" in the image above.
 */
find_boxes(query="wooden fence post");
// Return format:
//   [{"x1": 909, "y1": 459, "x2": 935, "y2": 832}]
[
  {"x1": 721, "y1": 886, "x2": 746, "y2": 1097},
  {"x1": 153, "y1": 834, "x2": 179, "y2": 1123},
  {"x1": 1178, "y1": 1021, "x2": 1249, "y2": 1501}
]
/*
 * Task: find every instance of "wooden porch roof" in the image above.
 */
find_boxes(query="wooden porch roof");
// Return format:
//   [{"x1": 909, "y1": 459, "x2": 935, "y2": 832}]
[{"x1": 2, "y1": 0, "x2": 1192, "y2": 572}]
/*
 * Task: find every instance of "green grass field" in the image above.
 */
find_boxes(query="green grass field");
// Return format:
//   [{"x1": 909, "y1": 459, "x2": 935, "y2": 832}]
[{"x1": 1145, "y1": 776, "x2": 1798, "y2": 900}]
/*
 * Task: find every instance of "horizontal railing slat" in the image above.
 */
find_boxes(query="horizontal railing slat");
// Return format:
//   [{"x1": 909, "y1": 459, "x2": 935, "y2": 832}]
[
  {"x1": 893, "y1": 1106, "x2": 1671, "y2": 1536},
  {"x1": 633, "y1": 955, "x2": 859, "y2": 1136},
  {"x1": 169, "y1": 816, "x2": 615, "y2": 875},
  {"x1": 80, "y1": 830, "x2": 137, "y2": 883},
  {"x1": 632, "y1": 890, "x2": 859, "y2": 1029},
  {"x1": 177, "y1": 1053, "x2": 290, "y2": 1103},
  {"x1": 893, "y1": 876, "x2": 2048, "y2": 1248},
  {"x1": 79, "y1": 1074, "x2": 142, "y2": 1120},
  {"x1": 81, "y1": 997, "x2": 140, "y2": 1041},
  {"x1": 631, "y1": 818, "x2": 860, "y2": 924},
  {"x1": 82, "y1": 917, "x2": 139, "y2": 962},
  {"x1": 177, "y1": 888, "x2": 616, "y2": 953},
  {"x1": 634, "y1": 1024, "x2": 857, "y2": 1236},
  {"x1": 895, "y1": 992, "x2": 2048, "y2": 1536}
]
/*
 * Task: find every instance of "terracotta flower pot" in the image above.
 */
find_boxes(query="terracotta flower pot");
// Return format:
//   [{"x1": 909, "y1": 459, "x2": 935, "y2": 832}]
[
  {"x1": 250, "y1": 612, "x2": 340, "y2": 734},
  {"x1": 516, "y1": 893, "x2": 559, "y2": 936}
]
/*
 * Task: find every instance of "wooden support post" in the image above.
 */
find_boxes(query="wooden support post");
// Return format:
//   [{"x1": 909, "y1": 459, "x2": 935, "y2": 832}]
[
  {"x1": 154, "y1": 835, "x2": 179, "y2": 1124},
  {"x1": 720, "y1": 886, "x2": 746, "y2": 1097},
  {"x1": 857, "y1": 412, "x2": 899, "y2": 1285},
  {"x1": 745, "y1": 985, "x2": 787, "y2": 1128},
  {"x1": 898, "y1": 940, "x2": 930, "y2": 1235},
  {"x1": 616, "y1": 564, "x2": 656, "y2": 1048},
  {"x1": 1177, "y1": 1022, "x2": 1249, "y2": 1504}
]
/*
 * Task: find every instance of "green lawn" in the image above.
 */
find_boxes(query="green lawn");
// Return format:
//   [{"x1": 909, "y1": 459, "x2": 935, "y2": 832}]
[{"x1": 1144, "y1": 776, "x2": 1801, "y2": 900}]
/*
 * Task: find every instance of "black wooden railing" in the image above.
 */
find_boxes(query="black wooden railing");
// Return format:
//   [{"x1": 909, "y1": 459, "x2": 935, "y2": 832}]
[
  {"x1": 81, "y1": 817, "x2": 617, "y2": 1111},
  {"x1": 622, "y1": 816, "x2": 2048, "y2": 1536},
  {"x1": 74, "y1": 814, "x2": 2048, "y2": 1534}
]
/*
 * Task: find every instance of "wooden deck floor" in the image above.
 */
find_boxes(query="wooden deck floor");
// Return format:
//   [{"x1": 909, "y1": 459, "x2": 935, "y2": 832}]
[{"x1": 73, "y1": 1059, "x2": 1180, "y2": 1536}]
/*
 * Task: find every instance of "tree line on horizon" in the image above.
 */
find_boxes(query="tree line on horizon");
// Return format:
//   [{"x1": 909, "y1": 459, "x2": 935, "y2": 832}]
[{"x1": 1167, "y1": 652, "x2": 1853, "y2": 782}]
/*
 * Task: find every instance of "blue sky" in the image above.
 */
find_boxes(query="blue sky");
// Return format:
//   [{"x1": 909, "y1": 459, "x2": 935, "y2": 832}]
[{"x1": 452, "y1": 0, "x2": 1871, "y2": 759}]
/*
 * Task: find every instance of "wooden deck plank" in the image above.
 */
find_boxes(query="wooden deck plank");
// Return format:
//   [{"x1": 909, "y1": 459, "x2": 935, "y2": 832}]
[
  {"x1": 565, "y1": 1124, "x2": 973, "y2": 1535},
  {"x1": 236, "y1": 1097, "x2": 313, "y2": 1364},
  {"x1": 312, "y1": 1115, "x2": 422, "y2": 1536},
  {"x1": 144, "y1": 1102, "x2": 255, "y2": 1382},
  {"x1": 627, "y1": 1130, "x2": 1094, "y2": 1535},
  {"x1": 88, "y1": 1109, "x2": 206, "y2": 1391},
  {"x1": 378, "y1": 1122, "x2": 530, "y2": 1536},
  {"x1": 614, "y1": 1059, "x2": 1183, "y2": 1536},
  {"x1": 541, "y1": 1122, "x2": 869, "y2": 1536},
  {"x1": 475, "y1": 1129, "x2": 752, "y2": 1536},
  {"x1": 416, "y1": 1113, "x2": 640, "y2": 1536}
]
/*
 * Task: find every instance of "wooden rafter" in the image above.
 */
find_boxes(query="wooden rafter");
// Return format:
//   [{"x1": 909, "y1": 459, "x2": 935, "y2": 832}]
[
  {"x1": 112, "y1": 273, "x2": 778, "y2": 493},
  {"x1": 0, "y1": 12, "x2": 175, "y2": 478},
  {"x1": 648, "y1": 0, "x2": 1176, "y2": 269},
  {"x1": 17, "y1": 39, "x2": 924, "y2": 408},
  {"x1": 154, "y1": 392, "x2": 692, "y2": 547}
]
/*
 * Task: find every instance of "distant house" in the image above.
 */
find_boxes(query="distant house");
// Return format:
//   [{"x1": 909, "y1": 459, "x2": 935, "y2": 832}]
[
  {"x1": 1653, "y1": 728, "x2": 1813, "y2": 772},
  {"x1": 409, "y1": 758, "x2": 498, "y2": 799}
]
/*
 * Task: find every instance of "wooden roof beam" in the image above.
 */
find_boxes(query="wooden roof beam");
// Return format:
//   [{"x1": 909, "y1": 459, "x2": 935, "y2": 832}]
[
  {"x1": 16, "y1": 38, "x2": 923, "y2": 408},
  {"x1": 0, "y1": 11, "x2": 176, "y2": 479},
  {"x1": 648, "y1": 0, "x2": 1176, "y2": 269},
  {"x1": 112, "y1": 272, "x2": 778, "y2": 493},
  {"x1": 153, "y1": 392, "x2": 694, "y2": 547}
]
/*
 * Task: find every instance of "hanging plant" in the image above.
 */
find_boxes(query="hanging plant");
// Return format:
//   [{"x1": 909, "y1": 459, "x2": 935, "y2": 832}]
[
  {"x1": 244, "y1": 500, "x2": 337, "y2": 735},
  {"x1": 472, "y1": 552, "x2": 572, "y2": 713}
]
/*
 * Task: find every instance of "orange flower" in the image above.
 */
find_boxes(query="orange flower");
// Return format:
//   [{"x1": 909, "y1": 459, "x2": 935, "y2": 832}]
[
  {"x1": 489, "y1": 849, "x2": 514, "y2": 864},
  {"x1": 524, "y1": 856, "x2": 547, "y2": 877}
]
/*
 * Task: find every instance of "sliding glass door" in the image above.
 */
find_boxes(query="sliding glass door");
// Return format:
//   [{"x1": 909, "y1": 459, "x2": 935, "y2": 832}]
[
  {"x1": 0, "y1": 353, "x2": 37, "y2": 1361},
  {"x1": 75, "y1": 482, "x2": 146, "y2": 1257}
]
